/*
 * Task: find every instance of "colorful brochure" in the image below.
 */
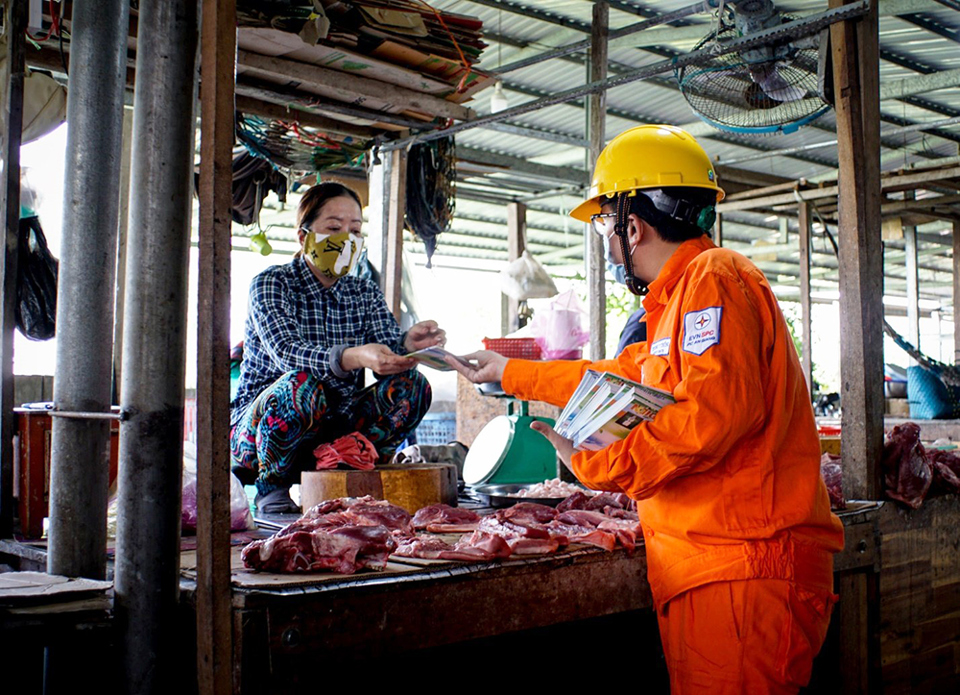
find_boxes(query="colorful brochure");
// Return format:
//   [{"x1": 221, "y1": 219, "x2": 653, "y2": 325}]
[{"x1": 555, "y1": 371, "x2": 675, "y2": 451}]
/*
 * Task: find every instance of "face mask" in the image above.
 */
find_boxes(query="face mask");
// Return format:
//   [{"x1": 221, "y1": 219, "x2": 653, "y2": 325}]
[
  {"x1": 302, "y1": 230, "x2": 364, "y2": 280},
  {"x1": 602, "y1": 231, "x2": 628, "y2": 285},
  {"x1": 606, "y1": 260, "x2": 627, "y2": 285}
]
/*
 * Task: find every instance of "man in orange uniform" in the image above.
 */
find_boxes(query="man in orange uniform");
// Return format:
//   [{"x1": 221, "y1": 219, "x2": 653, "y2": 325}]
[{"x1": 451, "y1": 125, "x2": 844, "y2": 694}]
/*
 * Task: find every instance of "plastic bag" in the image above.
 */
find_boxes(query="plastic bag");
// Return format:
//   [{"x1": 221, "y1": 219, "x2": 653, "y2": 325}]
[
  {"x1": 500, "y1": 250, "x2": 558, "y2": 301},
  {"x1": 181, "y1": 440, "x2": 255, "y2": 533},
  {"x1": 530, "y1": 289, "x2": 590, "y2": 359},
  {"x1": 15, "y1": 216, "x2": 58, "y2": 341}
]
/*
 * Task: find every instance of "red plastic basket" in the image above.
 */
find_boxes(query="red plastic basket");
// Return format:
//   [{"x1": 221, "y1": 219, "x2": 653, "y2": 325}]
[{"x1": 482, "y1": 337, "x2": 542, "y2": 360}]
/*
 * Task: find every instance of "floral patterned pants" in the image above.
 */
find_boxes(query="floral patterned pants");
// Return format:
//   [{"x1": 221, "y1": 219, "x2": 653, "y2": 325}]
[{"x1": 230, "y1": 370, "x2": 431, "y2": 494}]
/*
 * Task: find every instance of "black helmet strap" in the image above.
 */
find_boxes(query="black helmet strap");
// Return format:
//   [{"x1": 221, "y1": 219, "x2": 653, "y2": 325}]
[{"x1": 614, "y1": 193, "x2": 648, "y2": 297}]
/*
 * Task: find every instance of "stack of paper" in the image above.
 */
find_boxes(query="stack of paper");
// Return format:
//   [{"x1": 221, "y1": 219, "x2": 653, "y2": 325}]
[{"x1": 555, "y1": 371, "x2": 675, "y2": 451}]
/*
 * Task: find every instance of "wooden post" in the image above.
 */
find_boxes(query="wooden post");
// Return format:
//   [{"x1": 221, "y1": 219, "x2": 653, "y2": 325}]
[
  {"x1": 954, "y1": 220, "x2": 960, "y2": 365},
  {"x1": 0, "y1": 0, "x2": 25, "y2": 537},
  {"x1": 384, "y1": 149, "x2": 407, "y2": 321},
  {"x1": 506, "y1": 201, "x2": 527, "y2": 333},
  {"x1": 586, "y1": 1, "x2": 608, "y2": 361},
  {"x1": 904, "y1": 192, "x2": 919, "y2": 359},
  {"x1": 799, "y1": 201, "x2": 813, "y2": 391},
  {"x1": 831, "y1": 0, "x2": 882, "y2": 501},
  {"x1": 715, "y1": 211, "x2": 723, "y2": 247},
  {"x1": 196, "y1": 1, "x2": 236, "y2": 693}
]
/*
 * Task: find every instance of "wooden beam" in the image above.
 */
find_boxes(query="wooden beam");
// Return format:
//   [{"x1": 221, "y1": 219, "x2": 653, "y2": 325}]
[
  {"x1": 0, "y1": 0, "x2": 25, "y2": 537},
  {"x1": 234, "y1": 95, "x2": 380, "y2": 139},
  {"x1": 587, "y1": 1, "x2": 608, "y2": 362},
  {"x1": 832, "y1": 0, "x2": 883, "y2": 501},
  {"x1": 237, "y1": 50, "x2": 474, "y2": 122},
  {"x1": 196, "y1": 1, "x2": 236, "y2": 693},
  {"x1": 799, "y1": 201, "x2": 814, "y2": 391},
  {"x1": 715, "y1": 212, "x2": 724, "y2": 247},
  {"x1": 506, "y1": 202, "x2": 527, "y2": 333},
  {"x1": 385, "y1": 149, "x2": 407, "y2": 320},
  {"x1": 718, "y1": 166, "x2": 960, "y2": 213}
]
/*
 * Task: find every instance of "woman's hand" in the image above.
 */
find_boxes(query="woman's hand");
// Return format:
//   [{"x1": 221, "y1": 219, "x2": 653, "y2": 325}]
[
  {"x1": 341, "y1": 344, "x2": 416, "y2": 375},
  {"x1": 445, "y1": 350, "x2": 508, "y2": 384},
  {"x1": 530, "y1": 420, "x2": 576, "y2": 473},
  {"x1": 403, "y1": 320, "x2": 446, "y2": 353}
]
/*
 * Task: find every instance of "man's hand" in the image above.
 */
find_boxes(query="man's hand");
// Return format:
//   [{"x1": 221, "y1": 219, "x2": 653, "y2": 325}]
[
  {"x1": 445, "y1": 349, "x2": 508, "y2": 384},
  {"x1": 530, "y1": 420, "x2": 576, "y2": 472},
  {"x1": 404, "y1": 320, "x2": 446, "y2": 353},
  {"x1": 341, "y1": 344, "x2": 416, "y2": 375}
]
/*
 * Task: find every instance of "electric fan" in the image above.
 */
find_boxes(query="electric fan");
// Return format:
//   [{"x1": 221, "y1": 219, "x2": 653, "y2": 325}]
[{"x1": 676, "y1": 0, "x2": 831, "y2": 135}]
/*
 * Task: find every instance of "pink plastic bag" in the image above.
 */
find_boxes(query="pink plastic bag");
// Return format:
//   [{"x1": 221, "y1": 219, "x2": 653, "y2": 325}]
[{"x1": 530, "y1": 289, "x2": 589, "y2": 359}]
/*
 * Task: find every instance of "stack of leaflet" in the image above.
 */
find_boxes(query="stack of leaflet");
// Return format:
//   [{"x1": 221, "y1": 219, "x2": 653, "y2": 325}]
[{"x1": 555, "y1": 371, "x2": 675, "y2": 452}]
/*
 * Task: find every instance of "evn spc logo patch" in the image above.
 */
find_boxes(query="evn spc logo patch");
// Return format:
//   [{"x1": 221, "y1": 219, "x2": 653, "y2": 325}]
[{"x1": 682, "y1": 307, "x2": 722, "y2": 355}]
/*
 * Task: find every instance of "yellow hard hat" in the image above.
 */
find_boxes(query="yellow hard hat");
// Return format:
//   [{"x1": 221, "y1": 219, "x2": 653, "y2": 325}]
[{"x1": 570, "y1": 124, "x2": 725, "y2": 222}]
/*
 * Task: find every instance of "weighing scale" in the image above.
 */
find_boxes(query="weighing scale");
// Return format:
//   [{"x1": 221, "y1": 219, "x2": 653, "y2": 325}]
[{"x1": 462, "y1": 395, "x2": 557, "y2": 486}]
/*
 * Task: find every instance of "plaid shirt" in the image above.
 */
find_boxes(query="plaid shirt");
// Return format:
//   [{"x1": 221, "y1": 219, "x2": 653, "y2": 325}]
[{"x1": 231, "y1": 257, "x2": 405, "y2": 426}]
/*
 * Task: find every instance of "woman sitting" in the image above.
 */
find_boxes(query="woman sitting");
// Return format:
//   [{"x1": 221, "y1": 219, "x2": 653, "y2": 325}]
[{"x1": 230, "y1": 182, "x2": 443, "y2": 514}]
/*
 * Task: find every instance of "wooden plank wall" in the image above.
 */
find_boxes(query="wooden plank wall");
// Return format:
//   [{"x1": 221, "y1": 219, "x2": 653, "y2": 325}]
[{"x1": 878, "y1": 496, "x2": 960, "y2": 693}]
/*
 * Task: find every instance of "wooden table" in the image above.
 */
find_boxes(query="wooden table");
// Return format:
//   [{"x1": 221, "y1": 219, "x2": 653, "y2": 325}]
[{"x1": 178, "y1": 502, "x2": 882, "y2": 693}]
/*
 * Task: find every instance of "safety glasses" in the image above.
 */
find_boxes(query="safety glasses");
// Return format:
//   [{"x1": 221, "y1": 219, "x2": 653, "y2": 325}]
[{"x1": 590, "y1": 212, "x2": 618, "y2": 236}]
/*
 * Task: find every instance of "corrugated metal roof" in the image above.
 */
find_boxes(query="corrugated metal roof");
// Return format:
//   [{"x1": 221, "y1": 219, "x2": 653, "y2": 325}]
[{"x1": 269, "y1": 0, "x2": 960, "y2": 305}]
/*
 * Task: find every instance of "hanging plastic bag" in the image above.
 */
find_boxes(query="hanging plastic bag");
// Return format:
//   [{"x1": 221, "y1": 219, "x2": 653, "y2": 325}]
[
  {"x1": 15, "y1": 216, "x2": 58, "y2": 341},
  {"x1": 181, "y1": 440, "x2": 255, "y2": 533},
  {"x1": 530, "y1": 289, "x2": 590, "y2": 359},
  {"x1": 500, "y1": 249, "x2": 558, "y2": 301}
]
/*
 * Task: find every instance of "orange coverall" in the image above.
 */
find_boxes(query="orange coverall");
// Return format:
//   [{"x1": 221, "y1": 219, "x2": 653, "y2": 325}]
[{"x1": 502, "y1": 236, "x2": 844, "y2": 693}]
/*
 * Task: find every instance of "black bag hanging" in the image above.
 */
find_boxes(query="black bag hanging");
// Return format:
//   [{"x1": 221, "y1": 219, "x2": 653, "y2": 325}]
[{"x1": 15, "y1": 215, "x2": 58, "y2": 340}]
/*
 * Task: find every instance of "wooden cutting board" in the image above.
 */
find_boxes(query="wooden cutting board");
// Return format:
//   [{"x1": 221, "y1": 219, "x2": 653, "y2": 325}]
[{"x1": 300, "y1": 463, "x2": 458, "y2": 513}]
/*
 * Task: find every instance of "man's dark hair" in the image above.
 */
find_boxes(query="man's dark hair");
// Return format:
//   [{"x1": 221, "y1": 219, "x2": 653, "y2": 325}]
[{"x1": 627, "y1": 186, "x2": 718, "y2": 243}]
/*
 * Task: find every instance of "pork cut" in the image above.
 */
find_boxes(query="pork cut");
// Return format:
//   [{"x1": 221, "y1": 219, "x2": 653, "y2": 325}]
[
  {"x1": 882, "y1": 422, "x2": 933, "y2": 509},
  {"x1": 820, "y1": 453, "x2": 845, "y2": 510},
  {"x1": 928, "y1": 449, "x2": 960, "y2": 495},
  {"x1": 302, "y1": 495, "x2": 413, "y2": 535},
  {"x1": 411, "y1": 504, "x2": 481, "y2": 533},
  {"x1": 242, "y1": 524, "x2": 396, "y2": 574},
  {"x1": 393, "y1": 532, "x2": 510, "y2": 562}
]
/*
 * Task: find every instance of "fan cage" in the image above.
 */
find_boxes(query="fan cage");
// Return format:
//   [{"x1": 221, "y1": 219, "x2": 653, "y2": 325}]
[{"x1": 676, "y1": 17, "x2": 830, "y2": 135}]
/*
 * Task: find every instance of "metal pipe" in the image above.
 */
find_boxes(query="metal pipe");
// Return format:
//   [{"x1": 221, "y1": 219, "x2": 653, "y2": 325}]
[
  {"x1": 49, "y1": 410, "x2": 125, "y2": 421},
  {"x1": 47, "y1": 0, "x2": 130, "y2": 581},
  {"x1": 114, "y1": 1, "x2": 198, "y2": 692},
  {"x1": 382, "y1": 2, "x2": 869, "y2": 152}
]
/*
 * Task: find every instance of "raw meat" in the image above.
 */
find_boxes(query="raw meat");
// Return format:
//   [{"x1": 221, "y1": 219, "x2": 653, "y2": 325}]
[
  {"x1": 242, "y1": 524, "x2": 396, "y2": 574},
  {"x1": 303, "y1": 495, "x2": 413, "y2": 535},
  {"x1": 545, "y1": 519, "x2": 617, "y2": 551},
  {"x1": 501, "y1": 502, "x2": 558, "y2": 525},
  {"x1": 882, "y1": 423, "x2": 933, "y2": 509},
  {"x1": 411, "y1": 504, "x2": 480, "y2": 533},
  {"x1": 928, "y1": 449, "x2": 960, "y2": 495},
  {"x1": 393, "y1": 533, "x2": 509, "y2": 562},
  {"x1": 556, "y1": 490, "x2": 636, "y2": 513},
  {"x1": 820, "y1": 453, "x2": 845, "y2": 510},
  {"x1": 509, "y1": 478, "x2": 587, "y2": 499},
  {"x1": 556, "y1": 509, "x2": 642, "y2": 551},
  {"x1": 475, "y1": 511, "x2": 564, "y2": 554}
]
